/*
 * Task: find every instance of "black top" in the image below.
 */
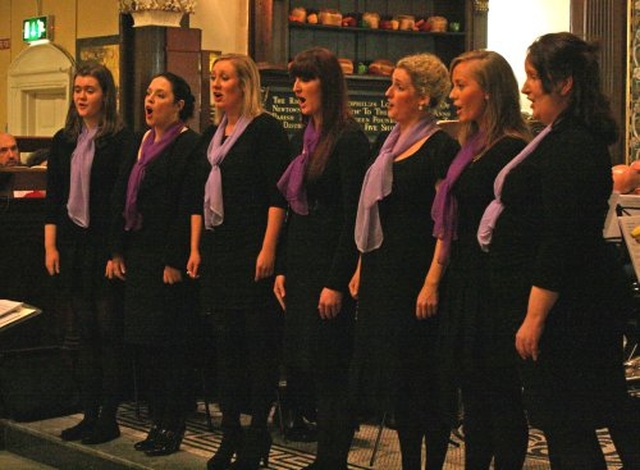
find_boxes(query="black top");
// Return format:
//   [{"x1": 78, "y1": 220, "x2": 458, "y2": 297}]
[
  {"x1": 280, "y1": 120, "x2": 370, "y2": 371},
  {"x1": 488, "y1": 117, "x2": 631, "y2": 427},
  {"x1": 192, "y1": 113, "x2": 290, "y2": 311},
  {"x1": 115, "y1": 128, "x2": 201, "y2": 345},
  {"x1": 440, "y1": 137, "x2": 527, "y2": 379},
  {"x1": 45, "y1": 127, "x2": 135, "y2": 253},
  {"x1": 351, "y1": 130, "x2": 459, "y2": 412}
]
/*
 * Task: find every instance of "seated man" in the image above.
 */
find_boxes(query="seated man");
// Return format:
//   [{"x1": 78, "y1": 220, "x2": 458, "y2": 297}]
[{"x1": 0, "y1": 133, "x2": 20, "y2": 167}]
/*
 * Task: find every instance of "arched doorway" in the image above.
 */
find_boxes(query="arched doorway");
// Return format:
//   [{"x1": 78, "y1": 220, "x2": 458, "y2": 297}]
[{"x1": 7, "y1": 42, "x2": 75, "y2": 137}]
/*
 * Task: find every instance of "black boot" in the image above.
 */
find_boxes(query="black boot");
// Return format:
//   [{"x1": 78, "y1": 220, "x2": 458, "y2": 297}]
[
  {"x1": 134, "y1": 423, "x2": 161, "y2": 451},
  {"x1": 81, "y1": 415, "x2": 120, "y2": 444},
  {"x1": 60, "y1": 417, "x2": 97, "y2": 441},
  {"x1": 207, "y1": 426, "x2": 243, "y2": 470},
  {"x1": 285, "y1": 409, "x2": 318, "y2": 442},
  {"x1": 228, "y1": 428, "x2": 271, "y2": 470},
  {"x1": 144, "y1": 424, "x2": 186, "y2": 457}
]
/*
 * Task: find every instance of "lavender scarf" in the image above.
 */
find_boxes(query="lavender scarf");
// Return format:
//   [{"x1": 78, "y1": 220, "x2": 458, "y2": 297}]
[
  {"x1": 124, "y1": 121, "x2": 185, "y2": 231},
  {"x1": 203, "y1": 114, "x2": 254, "y2": 229},
  {"x1": 277, "y1": 120, "x2": 321, "y2": 215},
  {"x1": 67, "y1": 125, "x2": 98, "y2": 228},
  {"x1": 477, "y1": 124, "x2": 552, "y2": 252},
  {"x1": 431, "y1": 132, "x2": 485, "y2": 264},
  {"x1": 355, "y1": 116, "x2": 440, "y2": 253}
]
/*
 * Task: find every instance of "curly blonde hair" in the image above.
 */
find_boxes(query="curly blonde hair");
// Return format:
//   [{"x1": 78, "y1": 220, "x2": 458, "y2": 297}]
[{"x1": 396, "y1": 53, "x2": 451, "y2": 111}]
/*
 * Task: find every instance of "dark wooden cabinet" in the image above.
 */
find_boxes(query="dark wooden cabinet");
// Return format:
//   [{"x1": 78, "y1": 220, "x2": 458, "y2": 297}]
[
  {"x1": 252, "y1": 0, "x2": 486, "y2": 69},
  {"x1": 254, "y1": 1, "x2": 486, "y2": 141},
  {"x1": 286, "y1": 0, "x2": 467, "y2": 67}
]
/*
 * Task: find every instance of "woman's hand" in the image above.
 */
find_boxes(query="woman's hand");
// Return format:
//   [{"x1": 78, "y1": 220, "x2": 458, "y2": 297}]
[
  {"x1": 416, "y1": 281, "x2": 439, "y2": 319},
  {"x1": 318, "y1": 288, "x2": 343, "y2": 320},
  {"x1": 255, "y1": 248, "x2": 275, "y2": 281},
  {"x1": 163, "y1": 265, "x2": 183, "y2": 285},
  {"x1": 106, "y1": 255, "x2": 127, "y2": 280},
  {"x1": 516, "y1": 286, "x2": 557, "y2": 361},
  {"x1": 348, "y1": 271, "x2": 360, "y2": 300},
  {"x1": 274, "y1": 274, "x2": 286, "y2": 311},
  {"x1": 186, "y1": 250, "x2": 201, "y2": 279},
  {"x1": 45, "y1": 247, "x2": 60, "y2": 276},
  {"x1": 349, "y1": 256, "x2": 362, "y2": 299},
  {"x1": 515, "y1": 317, "x2": 545, "y2": 361}
]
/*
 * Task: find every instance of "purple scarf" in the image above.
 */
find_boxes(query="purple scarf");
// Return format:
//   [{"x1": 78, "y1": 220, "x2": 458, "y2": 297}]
[
  {"x1": 277, "y1": 120, "x2": 321, "y2": 215},
  {"x1": 431, "y1": 132, "x2": 485, "y2": 264},
  {"x1": 477, "y1": 124, "x2": 552, "y2": 252},
  {"x1": 124, "y1": 121, "x2": 185, "y2": 231},
  {"x1": 203, "y1": 114, "x2": 254, "y2": 229},
  {"x1": 67, "y1": 125, "x2": 98, "y2": 228},
  {"x1": 355, "y1": 116, "x2": 440, "y2": 253}
]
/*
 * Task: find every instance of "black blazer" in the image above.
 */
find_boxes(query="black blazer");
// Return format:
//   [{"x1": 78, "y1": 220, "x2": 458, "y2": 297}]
[{"x1": 45, "y1": 126, "x2": 136, "y2": 252}]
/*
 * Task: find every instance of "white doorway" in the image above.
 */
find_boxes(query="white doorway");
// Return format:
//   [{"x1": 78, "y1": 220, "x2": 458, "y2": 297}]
[{"x1": 7, "y1": 42, "x2": 74, "y2": 137}]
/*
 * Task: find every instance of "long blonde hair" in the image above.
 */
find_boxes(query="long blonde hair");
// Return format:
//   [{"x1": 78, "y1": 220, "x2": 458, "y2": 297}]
[{"x1": 450, "y1": 50, "x2": 530, "y2": 147}]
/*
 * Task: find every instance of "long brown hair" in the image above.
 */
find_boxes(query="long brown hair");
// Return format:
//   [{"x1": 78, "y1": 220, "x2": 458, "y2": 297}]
[
  {"x1": 63, "y1": 61, "x2": 123, "y2": 142},
  {"x1": 289, "y1": 48, "x2": 353, "y2": 179}
]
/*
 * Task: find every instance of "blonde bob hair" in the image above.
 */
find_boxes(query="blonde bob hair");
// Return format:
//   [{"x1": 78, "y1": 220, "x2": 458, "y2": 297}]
[{"x1": 211, "y1": 53, "x2": 264, "y2": 124}]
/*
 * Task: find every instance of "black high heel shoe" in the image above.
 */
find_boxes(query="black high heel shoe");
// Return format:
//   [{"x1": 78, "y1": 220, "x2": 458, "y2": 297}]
[
  {"x1": 134, "y1": 424, "x2": 161, "y2": 451},
  {"x1": 228, "y1": 428, "x2": 271, "y2": 470},
  {"x1": 144, "y1": 425, "x2": 185, "y2": 457},
  {"x1": 207, "y1": 426, "x2": 243, "y2": 470}
]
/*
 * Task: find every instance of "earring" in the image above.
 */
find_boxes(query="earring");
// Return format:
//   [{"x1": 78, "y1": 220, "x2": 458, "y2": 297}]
[{"x1": 418, "y1": 103, "x2": 425, "y2": 111}]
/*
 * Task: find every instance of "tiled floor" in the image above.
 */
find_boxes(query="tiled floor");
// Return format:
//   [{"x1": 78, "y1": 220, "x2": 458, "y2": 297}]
[
  {"x1": 95, "y1": 402, "x2": 625, "y2": 469},
  {"x1": 2, "y1": 397, "x2": 633, "y2": 469}
]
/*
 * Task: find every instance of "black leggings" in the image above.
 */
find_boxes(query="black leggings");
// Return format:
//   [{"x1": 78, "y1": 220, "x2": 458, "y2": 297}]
[
  {"x1": 58, "y1": 238, "x2": 125, "y2": 422},
  {"x1": 136, "y1": 344, "x2": 192, "y2": 430},
  {"x1": 211, "y1": 307, "x2": 281, "y2": 431},
  {"x1": 461, "y1": 366, "x2": 528, "y2": 470},
  {"x1": 395, "y1": 371, "x2": 451, "y2": 470},
  {"x1": 544, "y1": 395, "x2": 640, "y2": 470}
]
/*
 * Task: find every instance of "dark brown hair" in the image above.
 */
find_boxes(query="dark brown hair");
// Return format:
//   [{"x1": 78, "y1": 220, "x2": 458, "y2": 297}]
[
  {"x1": 527, "y1": 32, "x2": 618, "y2": 145},
  {"x1": 64, "y1": 61, "x2": 123, "y2": 141},
  {"x1": 289, "y1": 47, "x2": 353, "y2": 179}
]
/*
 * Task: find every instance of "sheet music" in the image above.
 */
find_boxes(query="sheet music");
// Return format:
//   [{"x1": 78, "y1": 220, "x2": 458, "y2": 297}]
[
  {"x1": 0, "y1": 299, "x2": 23, "y2": 317},
  {"x1": 618, "y1": 215, "x2": 640, "y2": 282},
  {"x1": 0, "y1": 300, "x2": 41, "y2": 331}
]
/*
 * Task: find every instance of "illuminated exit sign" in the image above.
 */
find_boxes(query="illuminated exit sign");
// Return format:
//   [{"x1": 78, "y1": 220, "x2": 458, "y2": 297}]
[{"x1": 23, "y1": 16, "x2": 52, "y2": 43}]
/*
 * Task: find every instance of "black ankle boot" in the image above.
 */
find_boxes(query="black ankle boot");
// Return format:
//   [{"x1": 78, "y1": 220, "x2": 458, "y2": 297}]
[
  {"x1": 60, "y1": 418, "x2": 96, "y2": 441},
  {"x1": 81, "y1": 417, "x2": 120, "y2": 444},
  {"x1": 285, "y1": 413, "x2": 318, "y2": 442},
  {"x1": 207, "y1": 426, "x2": 243, "y2": 470},
  {"x1": 228, "y1": 428, "x2": 271, "y2": 470},
  {"x1": 144, "y1": 425, "x2": 185, "y2": 457},
  {"x1": 134, "y1": 423, "x2": 161, "y2": 451}
]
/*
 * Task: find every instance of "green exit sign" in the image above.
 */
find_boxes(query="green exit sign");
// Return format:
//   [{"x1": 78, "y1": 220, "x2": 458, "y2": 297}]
[{"x1": 23, "y1": 16, "x2": 52, "y2": 43}]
